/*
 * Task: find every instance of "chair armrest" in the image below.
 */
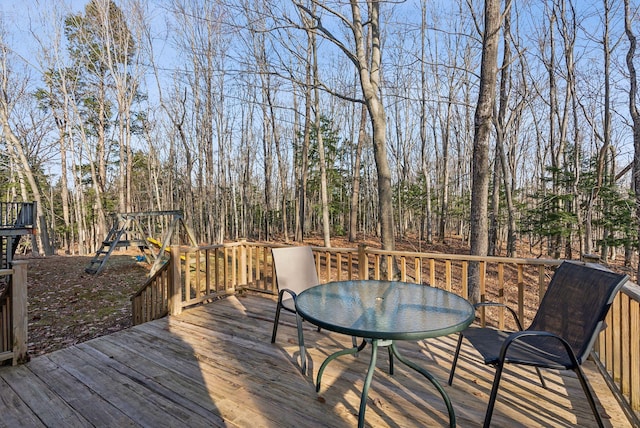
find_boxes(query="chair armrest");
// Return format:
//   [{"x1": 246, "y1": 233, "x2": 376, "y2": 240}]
[
  {"x1": 474, "y1": 302, "x2": 524, "y2": 331},
  {"x1": 499, "y1": 330, "x2": 580, "y2": 367},
  {"x1": 278, "y1": 288, "x2": 298, "y2": 300}
]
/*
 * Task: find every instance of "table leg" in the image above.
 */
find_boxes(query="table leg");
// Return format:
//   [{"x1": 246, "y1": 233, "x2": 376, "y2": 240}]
[
  {"x1": 357, "y1": 338, "x2": 380, "y2": 428},
  {"x1": 389, "y1": 342, "x2": 456, "y2": 427},
  {"x1": 296, "y1": 313, "x2": 306, "y2": 375},
  {"x1": 316, "y1": 339, "x2": 367, "y2": 392}
]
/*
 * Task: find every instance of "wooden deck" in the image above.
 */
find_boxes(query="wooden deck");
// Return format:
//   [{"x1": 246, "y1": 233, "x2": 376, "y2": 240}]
[{"x1": 0, "y1": 294, "x2": 631, "y2": 427}]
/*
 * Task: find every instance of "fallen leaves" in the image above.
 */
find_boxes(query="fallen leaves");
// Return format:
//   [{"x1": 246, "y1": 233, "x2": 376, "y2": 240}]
[{"x1": 21, "y1": 250, "x2": 149, "y2": 357}]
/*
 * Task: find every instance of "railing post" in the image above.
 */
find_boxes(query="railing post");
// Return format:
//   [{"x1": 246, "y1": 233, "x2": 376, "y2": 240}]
[
  {"x1": 239, "y1": 240, "x2": 247, "y2": 287},
  {"x1": 358, "y1": 244, "x2": 368, "y2": 280},
  {"x1": 169, "y1": 245, "x2": 182, "y2": 316},
  {"x1": 11, "y1": 260, "x2": 28, "y2": 364},
  {"x1": 582, "y1": 253, "x2": 600, "y2": 264}
]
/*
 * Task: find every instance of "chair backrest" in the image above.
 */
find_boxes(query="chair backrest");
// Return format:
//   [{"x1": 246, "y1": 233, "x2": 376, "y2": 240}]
[
  {"x1": 529, "y1": 261, "x2": 628, "y2": 363},
  {"x1": 272, "y1": 246, "x2": 320, "y2": 297}
]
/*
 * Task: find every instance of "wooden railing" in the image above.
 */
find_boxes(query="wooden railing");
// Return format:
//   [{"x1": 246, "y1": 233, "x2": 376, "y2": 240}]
[
  {"x1": 598, "y1": 280, "x2": 640, "y2": 425},
  {"x1": 129, "y1": 240, "x2": 639, "y2": 424},
  {"x1": 0, "y1": 261, "x2": 28, "y2": 365},
  {"x1": 130, "y1": 241, "x2": 571, "y2": 333},
  {"x1": 131, "y1": 261, "x2": 170, "y2": 325}
]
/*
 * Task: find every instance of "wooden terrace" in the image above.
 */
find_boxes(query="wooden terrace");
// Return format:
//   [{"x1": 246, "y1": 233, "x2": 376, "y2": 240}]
[{"x1": 0, "y1": 293, "x2": 632, "y2": 427}]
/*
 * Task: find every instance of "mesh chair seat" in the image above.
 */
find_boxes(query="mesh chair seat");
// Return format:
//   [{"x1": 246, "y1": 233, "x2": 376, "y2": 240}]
[{"x1": 463, "y1": 327, "x2": 578, "y2": 369}]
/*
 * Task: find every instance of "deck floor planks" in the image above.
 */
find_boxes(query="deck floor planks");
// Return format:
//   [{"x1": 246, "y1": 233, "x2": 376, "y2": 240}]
[
  {"x1": 0, "y1": 364, "x2": 90, "y2": 427},
  {"x1": 92, "y1": 323, "x2": 297, "y2": 427},
  {"x1": 135, "y1": 316, "x2": 365, "y2": 427},
  {"x1": 0, "y1": 293, "x2": 632, "y2": 427},
  {"x1": 75, "y1": 341, "x2": 230, "y2": 428},
  {"x1": 103, "y1": 314, "x2": 358, "y2": 428},
  {"x1": 24, "y1": 356, "x2": 138, "y2": 427},
  {"x1": 0, "y1": 375, "x2": 46, "y2": 428},
  {"x1": 45, "y1": 344, "x2": 214, "y2": 427}
]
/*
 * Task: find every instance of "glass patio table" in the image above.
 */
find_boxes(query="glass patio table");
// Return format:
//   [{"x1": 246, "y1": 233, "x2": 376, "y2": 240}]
[{"x1": 295, "y1": 280, "x2": 474, "y2": 428}]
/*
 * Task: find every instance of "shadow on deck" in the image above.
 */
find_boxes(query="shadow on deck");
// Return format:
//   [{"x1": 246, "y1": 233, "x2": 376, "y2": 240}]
[{"x1": 0, "y1": 294, "x2": 631, "y2": 427}]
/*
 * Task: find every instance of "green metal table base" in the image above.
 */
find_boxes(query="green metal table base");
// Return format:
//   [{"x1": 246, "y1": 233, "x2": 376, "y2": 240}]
[{"x1": 316, "y1": 339, "x2": 456, "y2": 428}]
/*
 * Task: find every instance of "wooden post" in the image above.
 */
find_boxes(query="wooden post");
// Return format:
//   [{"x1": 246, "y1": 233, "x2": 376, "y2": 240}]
[
  {"x1": 11, "y1": 260, "x2": 28, "y2": 365},
  {"x1": 239, "y1": 240, "x2": 247, "y2": 287},
  {"x1": 169, "y1": 246, "x2": 182, "y2": 316},
  {"x1": 358, "y1": 244, "x2": 368, "y2": 280},
  {"x1": 582, "y1": 253, "x2": 601, "y2": 264}
]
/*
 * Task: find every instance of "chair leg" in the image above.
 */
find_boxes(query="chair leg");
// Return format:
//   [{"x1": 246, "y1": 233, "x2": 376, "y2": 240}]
[
  {"x1": 270, "y1": 299, "x2": 283, "y2": 343},
  {"x1": 296, "y1": 312, "x2": 307, "y2": 375},
  {"x1": 448, "y1": 333, "x2": 465, "y2": 385},
  {"x1": 388, "y1": 346, "x2": 394, "y2": 375},
  {"x1": 574, "y1": 366, "x2": 605, "y2": 428},
  {"x1": 483, "y1": 362, "x2": 505, "y2": 428}
]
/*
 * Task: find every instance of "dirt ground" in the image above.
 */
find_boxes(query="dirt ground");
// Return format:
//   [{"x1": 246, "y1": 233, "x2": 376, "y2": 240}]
[{"x1": 23, "y1": 250, "x2": 149, "y2": 357}]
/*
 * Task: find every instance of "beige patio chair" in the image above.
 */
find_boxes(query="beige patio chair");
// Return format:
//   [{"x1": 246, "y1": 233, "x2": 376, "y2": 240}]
[
  {"x1": 447, "y1": 260, "x2": 628, "y2": 428},
  {"x1": 271, "y1": 246, "x2": 319, "y2": 374}
]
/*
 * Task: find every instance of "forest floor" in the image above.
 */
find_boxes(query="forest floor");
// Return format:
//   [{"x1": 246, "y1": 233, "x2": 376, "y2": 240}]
[
  {"x1": 24, "y1": 250, "x2": 149, "y2": 357},
  {"x1": 17, "y1": 234, "x2": 635, "y2": 359}
]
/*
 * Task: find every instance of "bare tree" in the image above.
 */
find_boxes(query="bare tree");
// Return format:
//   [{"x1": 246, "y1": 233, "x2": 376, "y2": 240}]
[
  {"x1": 624, "y1": 0, "x2": 640, "y2": 280},
  {"x1": 0, "y1": 23, "x2": 53, "y2": 255},
  {"x1": 492, "y1": 0, "x2": 521, "y2": 257},
  {"x1": 31, "y1": 2, "x2": 74, "y2": 253},
  {"x1": 469, "y1": 0, "x2": 505, "y2": 303},
  {"x1": 293, "y1": 0, "x2": 395, "y2": 252},
  {"x1": 419, "y1": 0, "x2": 433, "y2": 244},
  {"x1": 312, "y1": 35, "x2": 332, "y2": 247}
]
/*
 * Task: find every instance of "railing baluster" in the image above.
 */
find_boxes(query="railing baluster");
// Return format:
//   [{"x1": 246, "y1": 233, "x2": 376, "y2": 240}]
[
  {"x1": 185, "y1": 252, "x2": 192, "y2": 302},
  {"x1": 538, "y1": 265, "x2": 545, "y2": 305},
  {"x1": 517, "y1": 265, "x2": 524, "y2": 326},
  {"x1": 613, "y1": 293, "x2": 622, "y2": 385},
  {"x1": 205, "y1": 249, "x2": 211, "y2": 295},
  {"x1": 631, "y1": 299, "x2": 640, "y2": 412},
  {"x1": 461, "y1": 262, "x2": 468, "y2": 299},
  {"x1": 498, "y1": 263, "x2": 505, "y2": 329},
  {"x1": 429, "y1": 259, "x2": 435, "y2": 287},
  {"x1": 621, "y1": 293, "x2": 630, "y2": 396},
  {"x1": 604, "y1": 305, "x2": 613, "y2": 372}
]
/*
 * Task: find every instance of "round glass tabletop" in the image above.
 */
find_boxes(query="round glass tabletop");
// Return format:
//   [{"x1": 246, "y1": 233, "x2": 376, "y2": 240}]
[{"x1": 295, "y1": 280, "x2": 475, "y2": 340}]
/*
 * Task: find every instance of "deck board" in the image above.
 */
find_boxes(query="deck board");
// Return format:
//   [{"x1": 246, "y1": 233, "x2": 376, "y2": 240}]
[{"x1": 0, "y1": 294, "x2": 632, "y2": 427}]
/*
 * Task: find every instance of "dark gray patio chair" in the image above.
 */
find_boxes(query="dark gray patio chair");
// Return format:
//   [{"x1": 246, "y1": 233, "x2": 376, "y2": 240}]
[
  {"x1": 447, "y1": 260, "x2": 628, "y2": 428},
  {"x1": 271, "y1": 246, "x2": 320, "y2": 374}
]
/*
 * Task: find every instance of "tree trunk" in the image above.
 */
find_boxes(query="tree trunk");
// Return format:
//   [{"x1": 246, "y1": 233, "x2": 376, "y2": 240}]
[
  {"x1": 311, "y1": 26, "x2": 331, "y2": 248},
  {"x1": 623, "y1": 0, "x2": 640, "y2": 281},
  {"x1": 349, "y1": 104, "x2": 367, "y2": 243},
  {"x1": 488, "y1": 154, "x2": 500, "y2": 256},
  {"x1": 494, "y1": 5, "x2": 517, "y2": 257},
  {"x1": 295, "y1": 22, "x2": 314, "y2": 243},
  {"x1": 352, "y1": 1, "x2": 394, "y2": 252},
  {"x1": 293, "y1": 0, "x2": 395, "y2": 254},
  {"x1": 469, "y1": 0, "x2": 503, "y2": 304},
  {"x1": 420, "y1": 0, "x2": 432, "y2": 244}
]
